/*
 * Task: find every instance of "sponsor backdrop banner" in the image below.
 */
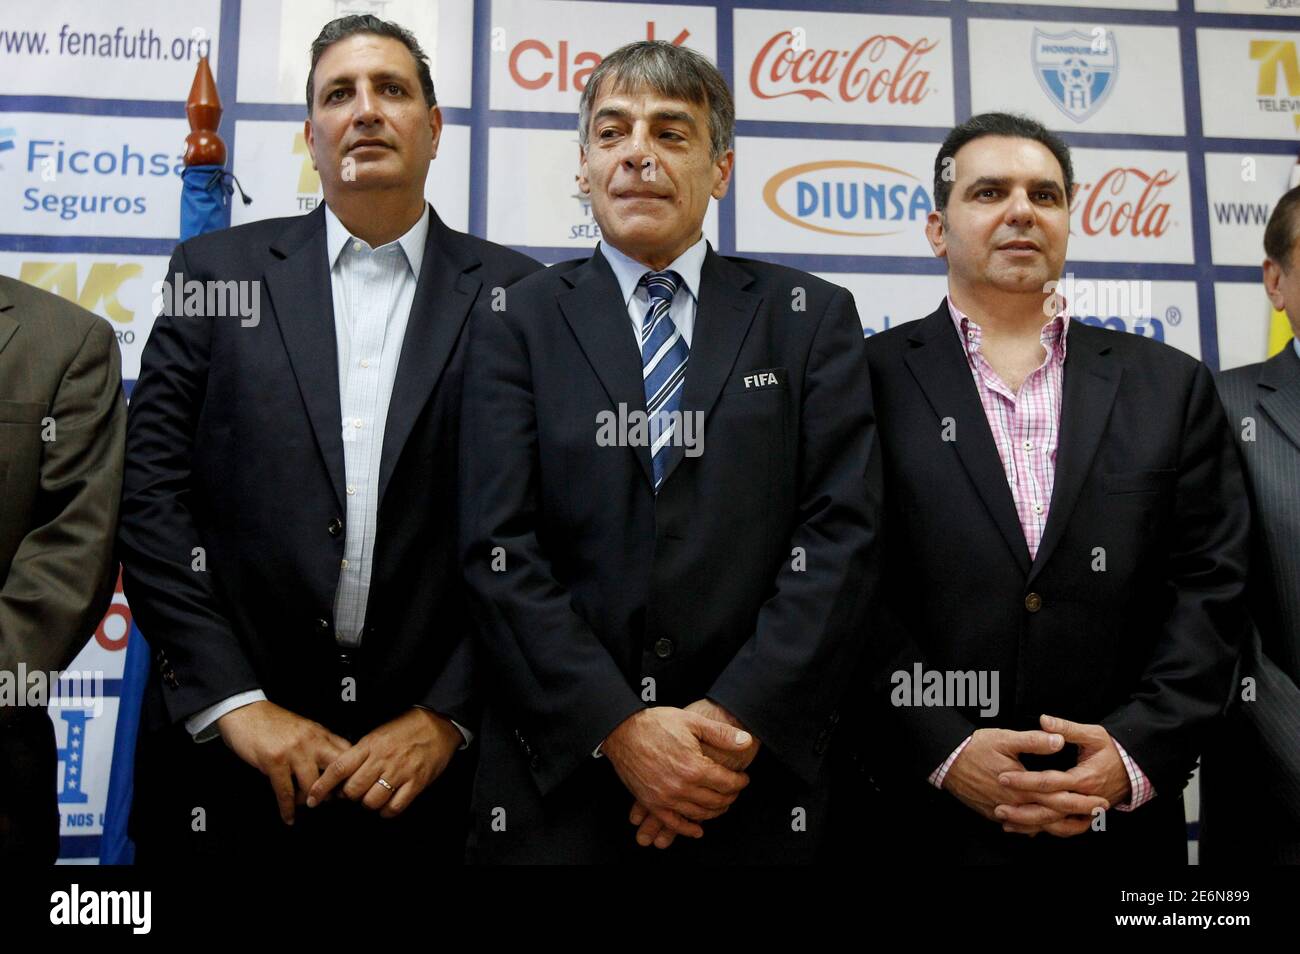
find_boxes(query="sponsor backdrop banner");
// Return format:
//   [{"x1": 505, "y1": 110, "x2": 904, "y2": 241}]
[{"x1": 1, "y1": 0, "x2": 1296, "y2": 864}]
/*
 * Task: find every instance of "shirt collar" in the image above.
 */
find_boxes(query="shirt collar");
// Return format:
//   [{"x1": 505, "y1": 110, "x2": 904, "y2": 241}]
[
  {"x1": 1293, "y1": 336, "x2": 1300, "y2": 362},
  {"x1": 324, "y1": 202, "x2": 429, "y2": 276},
  {"x1": 599, "y1": 235, "x2": 708, "y2": 308},
  {"x1": 946, "y1": 293, "x2": 1071, "y2": 361}
]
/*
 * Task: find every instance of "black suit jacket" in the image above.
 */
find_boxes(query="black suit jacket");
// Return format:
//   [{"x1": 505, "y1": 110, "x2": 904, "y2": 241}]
[
  {"x1": 118, "y1": 205, "x2": 541, "y2": 856},
  {"x1": 857, "y1": 300, "x2": 1249, "y2": 864},
  {"x1": 459, "y1": 245, "x2": 880, "y2": 863},
  {"x1": 1202, "y1": 344, "x2": 1300, "y2": 864}
]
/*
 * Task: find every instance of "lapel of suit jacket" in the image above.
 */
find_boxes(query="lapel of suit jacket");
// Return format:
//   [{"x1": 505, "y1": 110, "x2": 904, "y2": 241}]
[
  {"x1": 263, "y1": 206, "x2": 346, "y2": 512},
  {"x1": 558, "y1": 247, "x2": 657, "y2": 489},
  {"x1": 903, "y1": 300, "x2": 1031, "y2": 575},
  {"x1": 656, "y1": 246, "x2": 760, "y2": 489},
  {"x1": 1027, "y1": 320, "x2": 1121, "y2": 585},
  {"x1": 0, "y1": 281, "x2": 16, "y2": 358},
  {"x1": 1257, "y1": 343, "x2": 1300, "y2": 455},
  {"x1": 377, "y1": 207, "x2": 482, "y2": 508}
]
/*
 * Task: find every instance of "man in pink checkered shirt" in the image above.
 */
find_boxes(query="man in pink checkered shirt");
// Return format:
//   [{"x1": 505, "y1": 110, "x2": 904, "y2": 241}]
[{"x1": 850, "y1": 113, "x2": 1249, "y2": 863}]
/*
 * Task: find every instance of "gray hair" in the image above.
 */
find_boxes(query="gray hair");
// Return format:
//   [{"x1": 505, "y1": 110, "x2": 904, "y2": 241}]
[
  {"x1": 306, "y1": 15, "x2": 437, "y2": 113},
  {"x1": 578, "y1": 41, "x2": 734, "y2": 161}
]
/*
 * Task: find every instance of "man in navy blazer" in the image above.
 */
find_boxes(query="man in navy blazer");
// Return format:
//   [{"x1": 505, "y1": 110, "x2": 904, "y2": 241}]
[
  {"x1": 460, "y1": 40, "x2": 880, "y2": 863},
  {"x1": 119, "y1": 15, "x2": 540, "y2": 863}
]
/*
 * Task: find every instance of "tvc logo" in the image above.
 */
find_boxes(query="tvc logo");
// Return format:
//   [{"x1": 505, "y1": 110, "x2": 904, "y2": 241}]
[
  {"x1": 292, "y1": 130, "x2": 322, "y2": 209},
  {"x1": 1251, "y1": 39, "x2": 1300, "y2": 130},
  {"x1": 18, "y1": 261, "x2": 141, "y2": 326}
]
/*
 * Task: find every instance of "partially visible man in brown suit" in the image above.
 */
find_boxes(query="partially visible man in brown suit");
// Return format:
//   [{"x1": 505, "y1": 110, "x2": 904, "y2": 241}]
[{"x1": 0, "y1": 274, "x2": 125, "y2": 864}]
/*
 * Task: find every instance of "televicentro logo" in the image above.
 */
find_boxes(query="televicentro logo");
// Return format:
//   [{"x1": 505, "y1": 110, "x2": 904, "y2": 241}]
[{"x1": 49, "y1": 884, "x2": 151, "y2": 934}]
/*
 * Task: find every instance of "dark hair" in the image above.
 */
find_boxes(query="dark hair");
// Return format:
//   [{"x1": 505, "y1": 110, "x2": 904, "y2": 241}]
[
  {"x1": 578, "y1": 40, "x2": 734, "y2": 161},
  {"x1": 1264, "y1": 184, "x2": 1300, "y2": 269},
  {"x1": 306, "y1": 15, "x2": 436, "y2": 113},
  {"x1": 933, "y1": 112, "x2": 1074, "y2": 213}
]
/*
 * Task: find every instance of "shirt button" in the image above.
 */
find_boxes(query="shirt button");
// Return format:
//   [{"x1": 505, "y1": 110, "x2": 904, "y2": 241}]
[
  {"x1": 1032, "y1": 503, "x2": 1044, "y2": 514},
  {"x1": 352, "y1": 241, "x2": 363, "y2": 252},
  {"x1": 360, "y1": 359, "x2": 370, "y2": 368},
  {"x1": 347, "y1": 484, "x2": 356, "y2": 495},
  {"x1": 354, "y1": 419, "x2": 363, "y2": 428},
  {"x1": 653, "y1": 638, "x2": 675, "y2": 659},
  {"x1": 966, "y1": 331, "x2": 975, "y2": 340},
  {"x1": 340, "y1": 559, "x2": 349, "y2": 569},
  {"x1": 1023, "y1": 440, "x2": 1033, "y2": 451}
]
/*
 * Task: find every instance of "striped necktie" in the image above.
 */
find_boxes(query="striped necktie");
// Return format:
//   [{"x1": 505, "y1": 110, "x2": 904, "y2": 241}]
[{"x1": 639, "y1": 269, "x2": 689, "y2": 491}]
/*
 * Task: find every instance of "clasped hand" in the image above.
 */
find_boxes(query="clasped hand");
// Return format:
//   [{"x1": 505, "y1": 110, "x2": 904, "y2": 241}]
[
  {"x1": 943, "y1": 714, "x2": 1132, "y2": 838},
  {"x1": 602, "y1": 699, "x2": 759, "y2": 850}
]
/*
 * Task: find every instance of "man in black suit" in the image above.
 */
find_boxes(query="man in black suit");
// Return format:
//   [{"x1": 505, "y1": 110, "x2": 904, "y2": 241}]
[
  {"x1": 0, "y1": 277, "x2": 124, "y2": 864},
  {"x1": 119, "y1": 15, "x2": 539, "y2": 863},
  {"x1": 858, "y1": 113, "x2": 1249, "y2": 863},
  {"x1": 459, "y1": 40, "x2": 879, "y2": 863},
  {"x1": 1202, "y1": 185, "x2": 1300, "y2": 864}
]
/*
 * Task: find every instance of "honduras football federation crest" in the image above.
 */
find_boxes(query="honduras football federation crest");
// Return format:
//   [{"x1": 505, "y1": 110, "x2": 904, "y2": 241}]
[{"x1": 1032, "y1": 29, "x2": 1118, "y2": 123}]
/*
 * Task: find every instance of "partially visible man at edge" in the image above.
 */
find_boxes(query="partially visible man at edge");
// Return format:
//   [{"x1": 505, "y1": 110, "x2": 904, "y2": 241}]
[{"x1": 1202, "y1": 184, "x2": 1300, "y2": 865}]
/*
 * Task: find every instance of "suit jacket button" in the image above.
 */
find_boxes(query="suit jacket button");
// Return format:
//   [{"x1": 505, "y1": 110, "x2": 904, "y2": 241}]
[
  {"x1": 316, "y1": 618, "x2": 331, "y2": 632},
  {"x1": 1024, "y1": 592, "x2": 1043, "y2": 613},
  {"x1": 327, "y1": 517, "x2": 343, "y2": 537},
  {"x1": 653, "y1": 638, "x2": 674, "y2": 659}
]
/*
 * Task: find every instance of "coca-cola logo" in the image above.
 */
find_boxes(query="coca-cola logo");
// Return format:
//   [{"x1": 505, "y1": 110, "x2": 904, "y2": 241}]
[
  {"x1": 748, "y1": 30, "x2": 938, "y2": 104},
  {"x1": 1072, "y1": 167, "x2": 1177, "y2": 238}
]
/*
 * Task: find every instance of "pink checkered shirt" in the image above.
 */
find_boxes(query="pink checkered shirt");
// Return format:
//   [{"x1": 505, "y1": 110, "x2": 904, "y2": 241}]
[{"x1": 927, "y1": 297, "x2": 1153, "y2": 812}]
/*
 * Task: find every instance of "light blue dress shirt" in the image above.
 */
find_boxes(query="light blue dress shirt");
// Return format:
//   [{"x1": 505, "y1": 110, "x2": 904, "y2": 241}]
[{"x1": 599, "y1": 234, "x2": 707, "y2": 350}]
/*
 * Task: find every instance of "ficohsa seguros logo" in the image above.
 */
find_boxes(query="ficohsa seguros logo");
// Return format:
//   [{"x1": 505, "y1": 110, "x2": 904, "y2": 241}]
[{"x1": 1, "y1": 115, "x2": 187, "y2": 237}]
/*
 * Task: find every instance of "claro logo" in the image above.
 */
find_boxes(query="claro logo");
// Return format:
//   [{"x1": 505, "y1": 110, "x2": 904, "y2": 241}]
[
  {"x1": 763, "y1": 160, "x2": 933, "y2": 237},
  {"x1": 508, "y1": 22, "x2": 690, "y2": 92}
]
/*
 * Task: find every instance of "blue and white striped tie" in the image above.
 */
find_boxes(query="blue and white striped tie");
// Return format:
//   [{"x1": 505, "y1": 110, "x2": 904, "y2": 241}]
[{"x1": 639, "y1": 270, "x2": 688, "y2": 491}]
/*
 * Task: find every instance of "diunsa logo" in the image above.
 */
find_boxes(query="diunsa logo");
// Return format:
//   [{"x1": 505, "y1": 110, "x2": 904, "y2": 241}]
[{"x1": 763, "y1": 160, "x2": 933, "y2": 237}]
